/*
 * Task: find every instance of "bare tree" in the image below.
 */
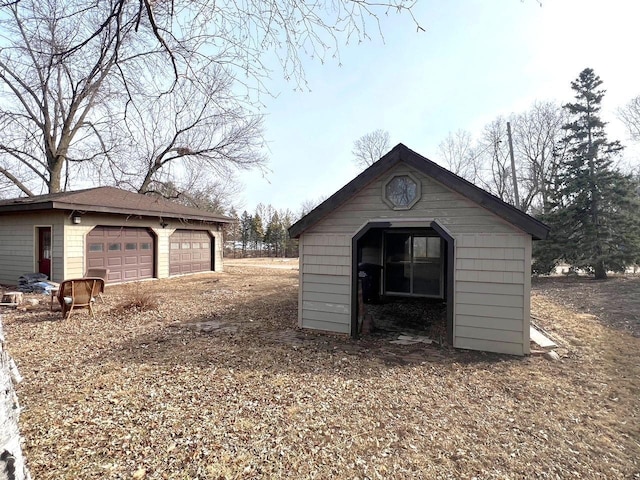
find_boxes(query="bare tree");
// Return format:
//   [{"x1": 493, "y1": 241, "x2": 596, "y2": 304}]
[
  {"x1": 352, "y1": 129, "x2": 391, "y2": 168},
  {"x1": 0, "y1": 0, "x2": 420, "y2": 197},
  {"x1": 298, "y1": 195, "x2": 329, "y2": 219},
  {"x1": 512, "y1": 101, "x2": 567, "y2": 213},
  {"x1": 0, "y1": 0, "x2": 133, "y2": 195},
  {"x1": 437, "y1": 129, "x2": 482, "y2": 183},
  {"x1": 618, "y1": 95, "x2": 640, "y2": 141},
  {"x1": 106, "y1": 71, "x2": 266, "y2": 196},
  {"x1": 475, "y1": 118, "x2": 514, "y2": 203},
  {"x1": 148, "y1": 175, "x2": 245, "y2": 215}
]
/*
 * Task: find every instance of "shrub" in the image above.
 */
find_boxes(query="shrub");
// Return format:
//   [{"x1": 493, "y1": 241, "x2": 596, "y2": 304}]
[{"x1": 115, "y1": 283, "x2": 159, "y2": 313}]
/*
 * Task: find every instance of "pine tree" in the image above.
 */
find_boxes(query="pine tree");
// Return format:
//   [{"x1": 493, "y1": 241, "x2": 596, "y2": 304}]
[
  {"x1": 223, "y1": 207, "x2": 241, "y2": 257},
  {"x1": 279, "y1": 208, "x2": 297, "y2": 258},
  {"x1": 265, "y1": 211, "x2": 284, "y2": 257},
  {"x1": 536, "y1": 68, "x2": 640, "y2": 278},
  {"x1": 251, "y1": 213, "x2": 264, "y2": 254},
  {"x1": 239, "y1": 211, "x2": 252, "y2": 256}
]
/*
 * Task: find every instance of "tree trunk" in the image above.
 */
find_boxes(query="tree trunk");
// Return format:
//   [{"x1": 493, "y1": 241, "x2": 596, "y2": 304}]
[
  {"x1": 48, "y1": 158, "x2": 63, "y2": 194},
  {"x1": 594, "y1": 261, "x2": 607, "y2": 280},
  {"x1": 0, "y1": 318, "x2": 32, "y2": 480}
]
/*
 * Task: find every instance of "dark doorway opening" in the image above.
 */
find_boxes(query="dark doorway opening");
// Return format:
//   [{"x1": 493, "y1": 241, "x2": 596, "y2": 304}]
[
  {"x1": 37, "y1": 226, "x2": 52, "y2": 278},
  {"x1": 351, "y1": 222, "x2": 454, "y2": 344}
]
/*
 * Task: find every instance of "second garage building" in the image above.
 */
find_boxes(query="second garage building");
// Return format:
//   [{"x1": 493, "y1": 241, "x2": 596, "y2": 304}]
[{"x1": 0, "y1": 186, "x2": 230, "y2": 285}]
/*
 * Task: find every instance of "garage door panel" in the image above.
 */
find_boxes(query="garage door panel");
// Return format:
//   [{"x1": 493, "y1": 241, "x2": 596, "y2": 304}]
[
  {"x1": 169, "y1": 230, "x2": 212, "y2": 276},
  {"x1": 87, "y1": 258, "x2": 105, "y2": 268},
  {"x1": 87, "y1": 227, "x2": 154, "y2": 283},
  {"x1": 108, "y1": 257, "x2": 122, "y2": 267},
  {"x1": 124, "y1": 255, "x2": 140, "y2": 265}
]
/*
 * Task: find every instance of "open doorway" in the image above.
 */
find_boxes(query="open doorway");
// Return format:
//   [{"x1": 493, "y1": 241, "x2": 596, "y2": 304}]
[{"x1": 351, "y1": 222, "x2": 454, "y2": 344}]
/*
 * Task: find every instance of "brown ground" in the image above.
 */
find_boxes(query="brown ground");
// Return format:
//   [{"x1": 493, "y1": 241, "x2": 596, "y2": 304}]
[{"x1": 2, "y1": 263, "x2": 639, "y2": 479}]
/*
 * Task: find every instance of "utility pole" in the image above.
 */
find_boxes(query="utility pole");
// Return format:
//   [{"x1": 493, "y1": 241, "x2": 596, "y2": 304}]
[{"x1": 506, "y1": 121, "x2": 520, "y2": 210}]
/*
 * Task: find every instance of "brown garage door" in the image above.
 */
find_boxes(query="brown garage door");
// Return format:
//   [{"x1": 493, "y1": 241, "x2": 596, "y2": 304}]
[
  {"x1": 86, "y1": 227, "x2": 154, "y2": 283},
  {"x1": 170, "y1": 230, "x2": 212, "y2": 276}
]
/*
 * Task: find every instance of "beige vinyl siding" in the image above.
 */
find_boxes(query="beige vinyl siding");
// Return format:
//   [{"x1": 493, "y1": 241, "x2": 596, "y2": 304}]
[
  {"x1": 306, "y1": 164, "x2": 518, "y2": 236},
  {"x1": 299, "y1": 233, "x2": 351, "y2": 334},
  {"x1": 211, "y1": 230, "x2": 224, "y2": 272},
  {"x1": 0, "y1": 212, "x2": 65, "y2": 285},
  {"x1": 64, "y1": 224, "x2": 94, "y2": 279},
  {"x1": 454, "y1": 233, "x2": 530, "y2": 355},
  {"x1": 299, "y1": 161, "x2": 533, "y2": 355},
  {"x1": 154, "y1": 228, "x2": 173, "y2": 279},
  {"x1": 297, "y1": 237, "x2": 304, "y2": 327}
]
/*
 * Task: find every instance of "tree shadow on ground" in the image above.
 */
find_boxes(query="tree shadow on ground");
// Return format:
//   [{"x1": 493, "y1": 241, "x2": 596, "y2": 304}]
[
  {"x1": 532, "y1": 275, "x2": 640, "y2": 337},
  {"x1": 84, "y1": 291, "x2": 524, "y2": 377}
]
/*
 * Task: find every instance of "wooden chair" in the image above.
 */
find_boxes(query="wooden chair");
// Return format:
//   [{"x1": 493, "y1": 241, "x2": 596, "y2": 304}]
[
  {"x1": 84, "y1": 268, "x2": 109, "y2": 302},
  {"x1": 57, "y1": 278, "x2": 105, "y2": 319}
]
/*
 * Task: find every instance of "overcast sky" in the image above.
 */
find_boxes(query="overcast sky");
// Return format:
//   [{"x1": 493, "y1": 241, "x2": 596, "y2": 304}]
[{"x1": 236, "y1": 0, "x2": 640, "y2": 214}]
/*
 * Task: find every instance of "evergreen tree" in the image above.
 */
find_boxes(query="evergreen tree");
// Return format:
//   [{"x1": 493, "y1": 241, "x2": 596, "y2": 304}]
[
  {"x1": 239, "y1": 211, "x2": 252, "y2": 256},
  {"x1": 279, "y1": 208, "x2": 297, "y2": 258},
  {"x1": 535, "y1": 68, "x2": 640, "y2": 278},
  {"x1": 251, "y1": 213, "x2": 264, "y2": 253},
  {"x1": 223, "y1": 207, "x2": 241, "y2": 257},
  {"x1": 265, "y1": 211, "x2": 284, "y2": 257}
]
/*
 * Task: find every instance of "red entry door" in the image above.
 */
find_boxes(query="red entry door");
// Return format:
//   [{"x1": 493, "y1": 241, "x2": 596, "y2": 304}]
[{"x1": 38, "y1": 227, "x2": 52, "y2": 278}]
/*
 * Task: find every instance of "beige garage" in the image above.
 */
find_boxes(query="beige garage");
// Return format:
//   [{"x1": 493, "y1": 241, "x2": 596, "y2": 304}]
[{"x1": 0, "y1": 186, "x2": 229, "y2": 285}]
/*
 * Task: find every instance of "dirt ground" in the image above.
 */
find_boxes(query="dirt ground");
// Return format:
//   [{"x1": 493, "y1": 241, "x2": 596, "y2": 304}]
[{"x1": 2, "y1": 262, "x2": 639, "y2": 479}]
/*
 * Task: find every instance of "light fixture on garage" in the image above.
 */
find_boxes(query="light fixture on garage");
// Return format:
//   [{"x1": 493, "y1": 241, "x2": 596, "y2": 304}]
[
  {"x1": 160, "y1": 220, "x2": 169, "y2": 228},
  {"x1": 72, "y1": 214, "x2": 81, "y2": 224}
]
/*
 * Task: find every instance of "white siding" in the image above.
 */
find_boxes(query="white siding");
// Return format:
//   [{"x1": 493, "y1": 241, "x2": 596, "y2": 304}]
[
  {"x1": 64, "y1": 224, "x2": 94, "y2": 279},
  {"x1": 299, "y1": 161, "x2": 533, "y2": 355}
]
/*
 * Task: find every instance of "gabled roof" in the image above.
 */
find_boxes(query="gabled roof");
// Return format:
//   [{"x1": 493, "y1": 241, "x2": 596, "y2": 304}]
[
  {"x1": 0, "y1": 186, "x2": 232, "y2": 223},
  {"x1": 289, "y1": 144, "x2": 550, "y2": 240}
]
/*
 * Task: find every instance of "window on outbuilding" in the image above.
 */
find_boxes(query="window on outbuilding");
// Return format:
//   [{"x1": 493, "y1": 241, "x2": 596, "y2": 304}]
[
  {"x1": 382, "y1": 173, "x2": 421, "y2": 210},
  {"x1": 384, "y1": 232, "x2": 443, "y2": 298}
]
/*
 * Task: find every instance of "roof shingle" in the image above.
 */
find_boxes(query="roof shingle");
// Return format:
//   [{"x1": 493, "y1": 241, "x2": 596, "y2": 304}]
[{"x1": 0, "y1": 186, "x2": 232, "y2": 223}]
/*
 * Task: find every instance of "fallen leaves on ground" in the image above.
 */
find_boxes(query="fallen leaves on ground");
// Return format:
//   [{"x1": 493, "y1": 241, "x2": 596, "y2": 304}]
[{"x1": 2, "y1": 265, "x2": 639, "y2": 479}]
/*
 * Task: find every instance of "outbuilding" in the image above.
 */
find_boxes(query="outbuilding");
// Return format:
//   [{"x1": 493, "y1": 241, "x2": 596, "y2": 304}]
[
  {"x1": 0, "y1": 186, "x2": 229, "y2": 285},
  {"x1": 289, "y1": 144, "x2": 549, "y2": 355}
]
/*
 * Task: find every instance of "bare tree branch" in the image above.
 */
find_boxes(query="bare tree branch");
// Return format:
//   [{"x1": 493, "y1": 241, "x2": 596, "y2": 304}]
[
  {"x1": 352, "y1": 129, "x2": 391, "y2": 168},
  {"x1": 0, "y1": 0, "x2": 420, "y2": 198},
  {"x1": 618, "y1": 95, "x2": 640, "y2": 141}
]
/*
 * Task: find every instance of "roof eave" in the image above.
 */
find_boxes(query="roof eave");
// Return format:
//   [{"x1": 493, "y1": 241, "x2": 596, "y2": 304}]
[
  {"x1": 0, "y1": 200, "x2": 232, "y2": 223},
  {"x1": 288, "y1": 148, "x2": 403, "y2": 238},
  {"x1": 51, "y1": 201, "x2": 233, "y2": 223},
  {"x1": 288, "y1": 143, "x2": 550, "y2": 240},
  {"x1": 401, "y1": 154, "x2": 550, "y2": 240}
]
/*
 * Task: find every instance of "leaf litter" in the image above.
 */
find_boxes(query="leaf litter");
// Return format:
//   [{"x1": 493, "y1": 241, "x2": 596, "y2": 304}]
[{"x1": 2, "y1": 264, "x2": 639, "y2": 479}]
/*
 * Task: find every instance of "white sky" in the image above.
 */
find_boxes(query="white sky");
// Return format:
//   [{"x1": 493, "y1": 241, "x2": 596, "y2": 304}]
[{"x1": 236, "y1": 0, "x2": 640, "y2": 214}]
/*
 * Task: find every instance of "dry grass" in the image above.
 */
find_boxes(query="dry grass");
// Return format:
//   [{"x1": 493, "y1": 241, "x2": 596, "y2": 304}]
[
  {"x1": 113, "y1": 282, "x2": 160, "y2": 314},
  {"x1": 2, "y1": 264, "x2": 639, "y2": 479}
]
